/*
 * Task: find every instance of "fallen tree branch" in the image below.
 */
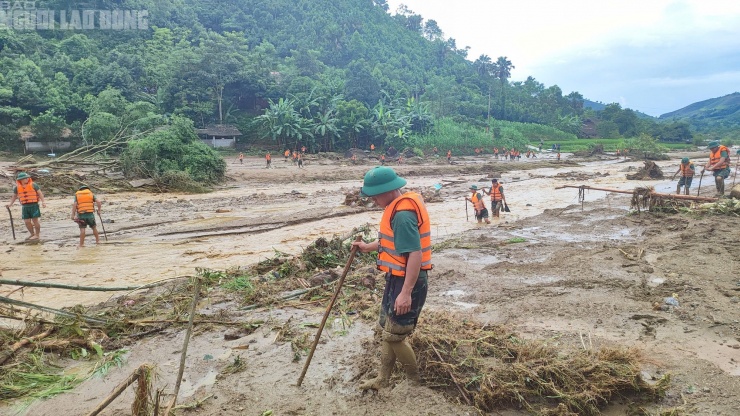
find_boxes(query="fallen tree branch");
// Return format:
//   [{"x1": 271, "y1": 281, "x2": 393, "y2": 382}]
[
  {"x1": 0, "y1": 327, "x2": 55, "y2": 365},
  {"x1": 430, "y1": 343, "x2": 472, "y2": 406}
]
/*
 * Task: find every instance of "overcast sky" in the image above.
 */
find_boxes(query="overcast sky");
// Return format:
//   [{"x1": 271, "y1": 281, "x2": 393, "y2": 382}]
[{"x1": 385, "y1": 0, "x2": 740, "y2": 117}]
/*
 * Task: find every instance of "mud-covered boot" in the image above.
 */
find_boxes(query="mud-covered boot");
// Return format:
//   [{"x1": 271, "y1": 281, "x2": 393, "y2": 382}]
[
  {"x1": 676, "y1": 185, "x2": 681, "y2": 195},
  {"x1": 392, "y1": 340, "x2": 420, "y2": 385},
  {"x1": 718, "y1": 180, "x2": 725, "y2": 196},
  {"x1": 360, "y1": 341, "x2": 395, "y2": 390}
]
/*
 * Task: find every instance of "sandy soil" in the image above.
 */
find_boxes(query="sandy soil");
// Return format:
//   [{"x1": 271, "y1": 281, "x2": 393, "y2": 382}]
[{"x1": 1, "y1": 151, "x2": 739, "y2": 415}]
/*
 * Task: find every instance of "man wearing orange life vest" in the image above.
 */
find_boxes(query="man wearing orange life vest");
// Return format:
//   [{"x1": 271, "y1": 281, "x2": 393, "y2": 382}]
[
  {"x1": 672, "y1": 157, "x2": 695, "y2": 195},
  {"x1": 284, "y1": 149, "x2": 290, "y2": 162},
  {"x1": 238, "y1": 152, "x2": 244, "y2": 164},
  {"x1": 703, "y1": 141, "x2": 731, "y2": 196},
  {"x1": 484, "y1": 178, "x2": 506, "y2": 218},
  {"x1": 353, "y1": 167, "x2": 431, "y2": 390},
  {"x1": 265, "y1": 152, "x2": 272, "y2": 168},
  {"x1": 465, "y1": 185, "x2": 491, "y2": 224},
  {"x1": 7, "y1": 172, "x2": 47, "y2": 240},
  {"x1": 71, "y1": 185, "x2": 102, "y2": 247},
  {"x1": 446, "y1": 150, "x2": 452, "y2": 164}
]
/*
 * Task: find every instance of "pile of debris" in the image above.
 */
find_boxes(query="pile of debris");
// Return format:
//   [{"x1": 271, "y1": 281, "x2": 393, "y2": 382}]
[{"x1": 626, "y1": 161, "x2": 664, "y2": 180}]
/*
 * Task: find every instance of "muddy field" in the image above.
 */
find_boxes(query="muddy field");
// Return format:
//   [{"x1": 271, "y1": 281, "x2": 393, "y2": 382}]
[{"x1": 1, "y1": 151, "x2": 739, "y2": 415}]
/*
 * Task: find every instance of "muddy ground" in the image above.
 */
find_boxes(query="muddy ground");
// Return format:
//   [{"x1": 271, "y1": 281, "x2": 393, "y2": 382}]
[{"x1": 1, "y1": 150, "x2": 739, "y2": 415}]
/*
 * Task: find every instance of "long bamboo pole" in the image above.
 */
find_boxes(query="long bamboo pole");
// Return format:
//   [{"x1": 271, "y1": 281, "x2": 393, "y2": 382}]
[
  {"x1": 0, "y1": 278, "x2": 170, "y2": 292},
  {"x1": 297, "y1": 236, "x2": 362, "y2": 387},
  {"x1": 555, "y1": 185, "x2": 719, "y2": 202},
  {"x1": 0, "y1": 295, "x2": 108, "y2": 325}
]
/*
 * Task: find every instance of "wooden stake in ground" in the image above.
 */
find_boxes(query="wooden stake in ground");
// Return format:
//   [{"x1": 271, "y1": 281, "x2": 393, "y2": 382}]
[
  {"x1": 297, "y1": 235, "x2": 362, "y2": 387},
  {"x1": 697, "y1": 170, "x2": 705, "y2": 196},
  {"x1": 6, "y1": 206, "x2": 15, "y2": 240},
  {"x1": 85, "y1": 364, "x2": 153, "y2": 416},
  {"x1": 163, "y1": 277, "x2": 202, "y2": 415}
]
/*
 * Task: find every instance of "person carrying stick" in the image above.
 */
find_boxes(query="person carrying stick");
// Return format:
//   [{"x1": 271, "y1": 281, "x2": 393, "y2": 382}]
[
  {"x1": 352, "y1": 166, "x2": 432, "y2": 390},
  {"x1": 671, "y1": 157, "x2": 695, "y2": 195},
  {"x1": 703, "y1": 141, "x2": 731, "y2": 196},
  {"x1": 6, "y1": 172, "x2": 46, "y2": 241}
]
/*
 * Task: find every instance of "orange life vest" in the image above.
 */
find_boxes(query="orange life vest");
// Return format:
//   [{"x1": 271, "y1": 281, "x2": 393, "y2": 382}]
[
  {"x1": 679, "y1": 162, "x2": 695, "y2": 178},
  {"x1": 16, "y1": 179, "x2": 38, "y2": 205},
  {"x1": 239, "y1": 153, "x2": 244, "y2": 160},
  {"x1": 447, "y1": 151, "x2": 451, "y2": 157},
  {"x1": 371, "y1": 144, "x2": 375, "y2": 150},
  {"x1": 489, "y1": 183, "x2": 503, "y2": 201},
  {"x1": 75, "y1": 188, "x2": 95, "y2": 213},
  {"x1": 709, "y1": 145, "x2": 730, "y2": 169},
  {"x1": 377, "y1": 192, "x2": 432, "y2": 277},
  {"x1": 471, "y1": 192, "x2": 485, "y2": 211},
  {"x1": 266, "y1": 153, "x2": 271, "y2": 161}
]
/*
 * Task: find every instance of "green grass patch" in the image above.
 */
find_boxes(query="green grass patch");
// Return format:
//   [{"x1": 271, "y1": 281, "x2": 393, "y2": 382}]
[{"x1": 505, "y1": 237, "x2": 527, "y2": 244}]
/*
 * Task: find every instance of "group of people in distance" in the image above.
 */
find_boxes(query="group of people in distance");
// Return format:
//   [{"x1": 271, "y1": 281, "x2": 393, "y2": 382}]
[{"x1": 7, "y1": 172, "x2": 102, "y2": 247}]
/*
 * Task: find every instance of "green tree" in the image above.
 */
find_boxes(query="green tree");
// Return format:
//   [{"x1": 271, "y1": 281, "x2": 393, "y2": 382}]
[{"x1": 494, "y1": 56, "x2": 514, "y2": 119}]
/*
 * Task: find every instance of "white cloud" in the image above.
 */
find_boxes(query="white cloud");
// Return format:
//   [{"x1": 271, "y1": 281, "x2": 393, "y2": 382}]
[{"x1": 385, "y1": 0, "x2": 740, "y2": 116}]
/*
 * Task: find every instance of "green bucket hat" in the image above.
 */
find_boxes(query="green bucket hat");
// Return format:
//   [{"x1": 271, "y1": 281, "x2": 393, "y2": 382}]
[
  {"x1": 469, "y1": 185, "x2": 479, "y2": 190},
  {"x1": 16, "y1": 172, "x2": 29, "y2": 180},
  {"x1": 707, "y1": 140, "x2": 719, "y2": 148},
  {"x1": 681, "y1": 157, "x2": 689, "y2": 164},
  {"x1": 360, "y1": 166, "x2": 407, "y2": 196},
  {"x1": 78, "y1": 185, "x2": 90, "y2": 190}
]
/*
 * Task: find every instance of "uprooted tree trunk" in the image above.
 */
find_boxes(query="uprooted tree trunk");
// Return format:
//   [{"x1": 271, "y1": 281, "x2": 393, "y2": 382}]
[{"x1": 626, "y1": 160, "x2": 664, "y2": 180}]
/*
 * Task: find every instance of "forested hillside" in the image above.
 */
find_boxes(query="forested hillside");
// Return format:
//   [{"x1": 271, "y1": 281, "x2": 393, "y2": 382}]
[
  {"x1": 659, "y1": 92, "x2": 740, "y2": 138},
  {"x1": 0, "y1": 0, "x2": 715, "y2": 154}
]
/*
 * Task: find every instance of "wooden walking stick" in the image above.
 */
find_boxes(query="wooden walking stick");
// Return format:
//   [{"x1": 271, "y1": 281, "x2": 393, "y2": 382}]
[
  {"x1": 297, "y1": 235, "x2": 362, "y2": 387},
  {"x1": 96, "y1": 211, "x2": 108, "y2": 241},
  {"x1": 6, "y1": 206, "x2": 15, "y2": 240},
  {"x1": 696, "y1": 170, "x2": 705, "y2": 196},
  {"x1": 465, "y1": 198, "x2": 469, "y2": 221}
]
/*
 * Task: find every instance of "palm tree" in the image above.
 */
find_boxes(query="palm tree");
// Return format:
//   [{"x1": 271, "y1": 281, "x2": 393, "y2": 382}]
[
  {"x1": 494, "y1": 56, "x2": 515, "y2": 120},
  {"x1": 474, "y1": 54, "x2": 495, "y2": 126}
]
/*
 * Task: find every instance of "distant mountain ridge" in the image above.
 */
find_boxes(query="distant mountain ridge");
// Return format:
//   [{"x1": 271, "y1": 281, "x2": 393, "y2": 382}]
[
  {"x1": 659, "y1": 92, "x2": 740, "y2": 120},
  {"x1": 584, "y1": 99, "x2": 654, "y2": 119},
  {"x1": 657, "y1": 92, "x2": 740, "y2": 135}
]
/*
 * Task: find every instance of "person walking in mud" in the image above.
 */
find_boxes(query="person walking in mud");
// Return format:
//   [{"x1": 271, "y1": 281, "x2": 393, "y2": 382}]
[
  {"x1": 297, "y1": 152, "x2": 304, "y2": 169},
  {"x1": 284, "y1": 149, "x2": 290, "y2": 162},
  {"x1": 353, "y1": 166, "x2": 431, "y2": 391},
  {"x1": 672, "y1": 157, "x2": 695, "y2": 195},
  {"x1": 380, "y1": 154, "x2": 386, "y2": 165},
  {"x1": 465, "y1": 185, "x2": 490, "y2": 224},
  {"x1": 71, "y1": 185, "x2": 102, "y2": 247},
  {"x1": 446, "y1": 150, "x2": 452, "y2": 164},
  {"x1": 238, "y1": 152, "x2": 244, "y2": 165},
  {"x1": 7, "y1": 172, "x2": 47, "y2": 241},
  {"x1": 702, "y1": 141, "x2": 731, "y2": 196},
  {"x1": 484, "y1": 178, "x2": 506, "y2": 218}
]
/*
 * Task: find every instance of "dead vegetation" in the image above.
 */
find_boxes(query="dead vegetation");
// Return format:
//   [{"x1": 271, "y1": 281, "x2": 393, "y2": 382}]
[{"x1": 408, "y1": 311, "x2": 671, "y2": 415}]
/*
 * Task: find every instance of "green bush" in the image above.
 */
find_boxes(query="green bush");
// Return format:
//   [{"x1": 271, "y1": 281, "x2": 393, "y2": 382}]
[{"x1": 121, "y1": 116, "x2": 226, "y2": 185}]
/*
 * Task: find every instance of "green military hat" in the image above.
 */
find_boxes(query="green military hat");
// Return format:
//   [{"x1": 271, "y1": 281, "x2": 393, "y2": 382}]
[
  {"x1": 361, "y1": 166, "x2": 407, "y2": 196},
  {"x1": 681, "y1": 157, "x2": 689, "y2": 164},
  {"x1": 707, "y1": 141, "x2": 719, "y2": 148},
  {"x1": 16, "y1": 172, "x2": 30, "y2": 180},
  {"x1": 469, "y1": 185, "x2": 479, "y2": 190},
  {"x1": 78, "y1": 185, "x2": 90, "y2": 190}
]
